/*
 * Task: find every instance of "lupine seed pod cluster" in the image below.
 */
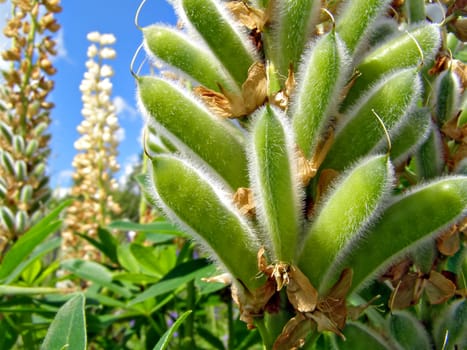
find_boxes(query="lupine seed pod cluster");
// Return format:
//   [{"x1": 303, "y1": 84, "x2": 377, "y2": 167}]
[
  {"x1": 62, "y1": 32, "x2": 121, "y2": 262},
  {"x1": 0, "y1": 0, "x2": 61, "y2": 257},
  {"x1": 136, "y1": 0, "x2": 467, "y2": 347}
]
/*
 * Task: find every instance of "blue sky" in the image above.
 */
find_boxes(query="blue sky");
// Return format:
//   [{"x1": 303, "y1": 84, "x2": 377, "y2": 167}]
[{"x1": 3, "y1": 1, "x2": 178, "y2": 190}]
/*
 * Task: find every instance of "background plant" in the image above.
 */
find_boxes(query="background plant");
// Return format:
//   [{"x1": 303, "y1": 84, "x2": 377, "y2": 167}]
[
  {"x1": 62, "y1": 31, "x2": 121, "y2": 262},
  {"x1": 0, "y1": 0, "x2": 61, "y2": 257}
]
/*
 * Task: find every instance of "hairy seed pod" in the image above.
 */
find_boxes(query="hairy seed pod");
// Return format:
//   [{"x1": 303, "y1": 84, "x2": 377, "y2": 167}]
[
  {"x1": 14, "y1": 160, "x2": 27, "y2": 181},
  {"x1": 299, "y1": 154, "x2": 393, "y2": 289},
  {"x1": 0, "y1": 206, "x2": 15, "y2": 233},
  {"x1": 381, "y1": 107, "x2": 431, "y2": 167},
  {"x1": 0, "y1": 151, "x2": 16, "y2": 176},
  {"x1": 19, "y1": 184, "x2": 33, "y2": 204},
  {"x1": 149, "y1": 154, "x2": 261, "y2": 291},
  {"x1": 336, "y1": 0, "x2": 391, "y2": 53},
  {"x1": 269, "y1": 0, "x2": 320, "y2": 78},
  {"x1": 333, "y1": 322, "x2": 392, "y2": 349},
  {"x1": 327, "y1": 176, "x2": 467, "y2": 294},
  {"x1": 433, "y1": 69, "x2": 461, "y2": 126},
  {"x1": 457, "y1": 95, "x2": 467, "y2": 127},
  {"x1": 12, "y1": 135, "x2": 25, "y2": 154},
  {"x1": 433, "y1": 299, "x2": 467, "y2": 350},
  {"x1": 0, "y1": 121, "x2": 13, "y2": 145},
  {"x1": 25, "y1": 139, "x2": 39, "y2": 157},
  {"x1": 0, "y1": 182, "x2": 6, "y2": 200},
  {"x1": 343, "y1": 23, "x2": 441, "y2": 108},
  {"x1": 32, "y1": 122, "x2": 48, "y2": 137},
  {"x1": 137, "y1": 76, "x2": 248, "y2": 189},
  {"x1": 14, "y1": 210, "x2": 28, "y2": 233},
  {"x1": 32, "y1": 162, "x2": 46, "y2": 177},
  {"x1": 249, "y1": 106, "x2": 302, "y2": 263},
  {"x1": 414, "y1": 126, "x2": 445, "y2": 179},
  {"x1": 324, "y1": 68, "x2": 421, "y2": 171},
  {"x1": 180, "y1": 0, "x2": 257, "y2": 86},
  {"x1": 388, "y1": 311, "x2": 432, "y2": 349},
  {"x1": 291, "y1": 30, "x2": 350, "y2": 158},
  {"x1": 143, "y1": 25, "x2": 239, "y2": 93}
]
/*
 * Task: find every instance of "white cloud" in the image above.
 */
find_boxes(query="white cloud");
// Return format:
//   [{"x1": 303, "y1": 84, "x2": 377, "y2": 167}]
[
  {"x1": 53, "y1": 187, "x2": 72, "y2": 199},
  {"x1": 115, "y1": 127, "x2": 125, "y2": 143},
  {"x1": 57, "y1": 169, "x2": 74, "y2": 186},
  {"x1": 53, "y1": 29, "x2": 69, "y2": 62},
  {"x1": 118, "y1": 154, "x2": 140, "y2": 187},
  {"x1": 113, "y1": 96, "x2": 138, "y2": 120}
]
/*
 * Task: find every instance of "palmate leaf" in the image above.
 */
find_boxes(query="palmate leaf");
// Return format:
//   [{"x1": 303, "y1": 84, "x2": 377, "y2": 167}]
[
  {"x1": 152, "y1": 310, "x2": 192, "y2": 350},
  {"x1": 41, "y1": 293, "x2": 86, "y2": 350}
]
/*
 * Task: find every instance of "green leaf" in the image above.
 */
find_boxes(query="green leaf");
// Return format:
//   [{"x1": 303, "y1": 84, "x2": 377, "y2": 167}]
[
  {"x1": 61, "y1": 259, "x2": 132, "y2": 298},
  {"x1": 107, "y1": 219, "x2": 184, "y2": 235},
  {"x1": 41, "y1": 293, "x2": 86, "y2": 350},
  {"x1": 152, "y1": 310, "x2": 192, "y2": 350},
  {"x1": 0, "y1": 200, "x2": 70, "y2": 282},
  {"x1": 3, "y1": 236, "x2": 60, "y2": 284},
  {"x1": 128, "y1": 259, "x2": 212, "y2": 305},
  {"x1": 0, "y1": 285, "x2": 68, "y2": 296}
]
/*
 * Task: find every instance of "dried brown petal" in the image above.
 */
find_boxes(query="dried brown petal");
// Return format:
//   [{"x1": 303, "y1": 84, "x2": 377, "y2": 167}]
[
  {"x1": 309, "y1": 310, "x2": 344, "y2": 339},
  {"x1": 273, "y1": 313, "x2": 312, "y2": 350},
  {"x1": 241, "y1": 62, "x2": 267, "y2": 113},
  {"x1": 195, "y1": 62, "x2": 267, "y2": 118},
  {"x1": 226, "y1": 1, "x2": 267, "y2": 31},
  {"x1": 296, "y1": 147, "x2": 316, "y2": 186},
  {"x1": 287, "y1": 265, "x2": 318, "y2": 313},
  {"x1": 233, "y1": 187, "x2": 255, "y2": 216},
  {"x1": 315, "y1": 168, "x2": 339, "y2": 204},
  {"x1": 389, "y1": 272, "x2": 423, "y2": 310},
  {"x1": 425, "y1": 270, "x2": 456, "y2": 304},
  {"x1": 437, "y1": 225, "x2": 460, "y2": 256},
  {"x1": 201, "y1": 273, "x2": 232, "y2": 285},
  {"x1": 381, "y1": 258, "x2": 412, "y2": 286}
]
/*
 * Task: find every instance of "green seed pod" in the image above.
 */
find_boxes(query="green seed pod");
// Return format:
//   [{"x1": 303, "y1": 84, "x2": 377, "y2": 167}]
[
  {"x1": 0, "y1": 206, "x2": 15, "y2": 233},
  {"x1": 143, "y1": 25, "x2": 239, "y2": 93},
  {"x1": 403, "y1": 0, "x2": 426, "y2": 23},
  {"x1": 433, "y1": 299, "x2": 467, "y2": 350},
  {"x1": 14, "y1": 160, "x2": 27, "y2": 182},
  {"x1": 149, "y1": 154, "x2": 261, "y2": 291},
  {"x1": 249, "y1": 106, "x2": 303, "y2": 263},
  {"x1": 299, "y1": 154, "x2": 393, "y2": 289},
  {"x1": 0, "y1": 151, "x2": 15, "y2": 176},
  {"x1": 324, "y1": 68, "x2": 421, "y2": 171},
  {"x1": 327, "y1": 176, "x2": 467, "y2": 294},
  {"x1": 12, "y1": 135, "x2": 25, "y2": 154},
  {"x1": 332, "y1": 322, "x2": 391, "y2": 350},
  {"x1": 32, "y1": 122, "x2": 48, "y2": 137},
  {"x1": 388, "y1": 311, "x2": 432, "y2": 350},
  {"x1": 291, "y1": 30, "x2": 351, "y2": 158},
  {"x1": 180, "y1": 0, "x2": 257, "y2": 86},
  {"x1": 335, "y1": 0, "x2": 391, "y2": 53},
  {"x1": 32, "y1": 162, "x2": 46, "y2": 177},
  {"x1": 343, "y1": 23, "x2": 441, "y2": 108},
  {"x1": 414, "y1": 126, "x2": 445, "y2": 179},
  {"x1": 457, "y1": 94, "x2": 467, "y2": 128},
  {"x1": 15, "y1": 210, "x2": 28, "y2": 233},
  {"x1": 381, "y1": 107, "x2": 431, "y2": 167},
  {"x1": 269, "y1": 0, "x2": 320, "y2": 78},
  {"x1": 0, "y1": 120, "x2": 13, "y2": 145},
  {"x1": 137, "y1": 76, "x2": 248, "y2": 189},
  {"x1": 25, "y1": 139, "x2": 39, "y2": 157},
  {"x1": 19, "y1": 184, "x2": 33, "y2": 204},
  {"x1": 433, "y1": 69, "x2": 461, "y2": 126},
  {"x1": 0, "y1": 181, "x2": 6, "y2": 200}
]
